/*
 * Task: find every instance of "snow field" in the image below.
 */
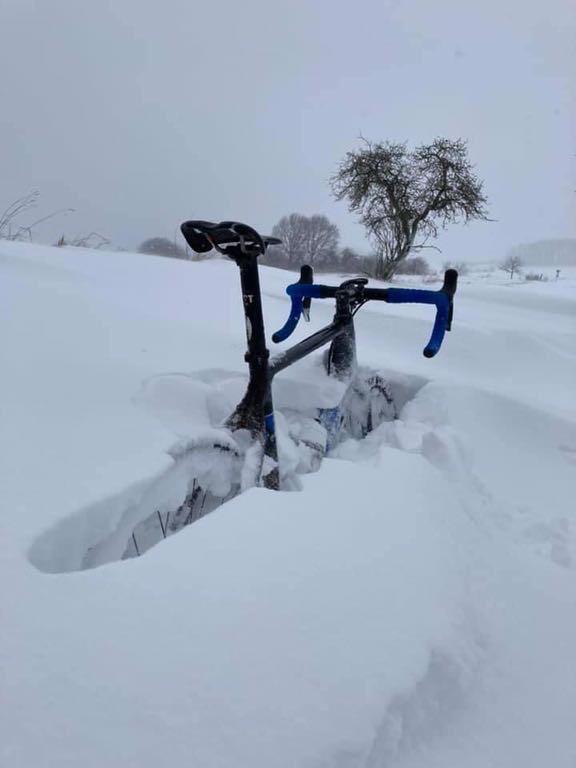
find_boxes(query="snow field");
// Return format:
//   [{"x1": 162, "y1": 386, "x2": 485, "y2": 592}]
[{"x1": 1, "y1": 241, "x2": 575, "y2": 766}]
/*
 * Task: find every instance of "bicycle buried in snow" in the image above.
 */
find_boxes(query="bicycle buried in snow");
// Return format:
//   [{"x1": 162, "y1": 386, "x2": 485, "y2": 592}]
[{"x1": 122, "y1": 220, "x2": 457, "y2": 559}]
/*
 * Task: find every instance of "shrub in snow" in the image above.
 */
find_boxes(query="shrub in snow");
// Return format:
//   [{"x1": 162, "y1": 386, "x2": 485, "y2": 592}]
[
  {"x1": 395, "y1": 257, "x2": 430, "y2": 275},
  {"x1": 139, "y1": 237, "x2": 189, "y2": 259},
  {"x1": 443, "y1": 260, "x2": 470, "y2": 276}
]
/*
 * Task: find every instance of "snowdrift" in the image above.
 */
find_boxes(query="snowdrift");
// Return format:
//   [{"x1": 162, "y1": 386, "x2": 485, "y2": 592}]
[{"x1": 1, "y1": 241, "x2": 575, "y2": 767}]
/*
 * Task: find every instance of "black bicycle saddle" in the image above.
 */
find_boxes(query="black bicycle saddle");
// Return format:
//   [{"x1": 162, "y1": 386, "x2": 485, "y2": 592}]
[{"x1": 181, "y1": 220, "x2": 281, "y2": 255}]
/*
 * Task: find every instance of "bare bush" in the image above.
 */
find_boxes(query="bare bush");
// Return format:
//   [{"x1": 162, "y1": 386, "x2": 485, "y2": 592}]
[
  {"x1": 524, "y1": 272, "x2": 548, "y2": 282},
  {"x1": 56, "y1": 232, "x2": 110, "y2": 249},
  {"x1": 395, "y1": 256, "x2": 430, "y2": 275},
  {"x1": 337, "y1": 246, "x2": 364, "y2": 273},
  {"x1": 0, "y1": 191, "x2": 73, "y2": 242},
  {"x1": 0, "y1": 191, "x2": 39, "y2": 239},
  {"x1": 443, "y1": 260, "x2": 469, "y2": 275},
  {"x1": 139, "y1": 237, "x2": 188, "y2": 260}
]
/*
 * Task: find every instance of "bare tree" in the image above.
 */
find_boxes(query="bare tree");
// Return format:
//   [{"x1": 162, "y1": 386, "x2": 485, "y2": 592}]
[
  {"x1": 499, "y1": 254, "x2": 523, "y2": 279},
  {"x1": 301, "y1": 214, "x2": 339, "y2": 267},
  {"x1": 269, "y1": 214, "x2": 310, "y2": 266},
  {"x1": 267, "y1": 213, "x2": 340, "y2": 269},
  {"x1": 331, "y1": 138, "x2": 489, "y2": 279}
]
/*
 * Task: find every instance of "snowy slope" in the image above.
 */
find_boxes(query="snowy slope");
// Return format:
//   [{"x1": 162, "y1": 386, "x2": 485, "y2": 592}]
[{"x1": 1, "y1": 241, "x2": 575, "y2": 767}]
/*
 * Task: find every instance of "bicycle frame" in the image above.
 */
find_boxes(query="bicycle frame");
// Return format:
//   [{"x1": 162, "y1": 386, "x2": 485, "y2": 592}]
[
  {"x1": 180, "y1": 219, "x2": 457, "y2": 493},
  {"x1": 225, "y1": 249, "x2": 358, "y2": 490}
]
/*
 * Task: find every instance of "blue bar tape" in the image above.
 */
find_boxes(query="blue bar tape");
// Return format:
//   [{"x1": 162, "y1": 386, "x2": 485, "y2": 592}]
[
  {"x1": 286, "y1": 284, "x2": 325, "y2": 299},
  {"x1": 423, "y1": 307, "x2": 448, "y2": 358},
  {"x1": 272, "y1": 285, "x2": 325, "y2": 342},
  {"x1": 272, "y1": 296, "x2": 303, "y2": 342},
  {"x1": 273, "y1": 283, "x2": 452, "y2": 356},
  {"x1": 385, "y1": 288, "x2": 450, "y2": 357},
  {"x1": 385, "y1": 288, "x2": 442, "y2": 306},
  {"x1": 265, "y1": 412, "x2": 275, "y2": 434}
]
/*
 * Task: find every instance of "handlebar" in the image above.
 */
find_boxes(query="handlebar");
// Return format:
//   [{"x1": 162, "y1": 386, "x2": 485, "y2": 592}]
[{"x1": 272, "y1": 269, "x2": 458, "y2": 358}]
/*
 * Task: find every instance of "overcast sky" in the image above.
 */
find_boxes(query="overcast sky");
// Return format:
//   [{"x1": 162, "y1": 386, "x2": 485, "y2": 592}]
[{"x1": 2, "y1": 0, "x2": 574, "y2": 260}]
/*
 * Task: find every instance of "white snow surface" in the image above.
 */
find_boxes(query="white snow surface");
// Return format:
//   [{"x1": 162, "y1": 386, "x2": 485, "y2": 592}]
[{"x1": 1, "y1": 241, "x2": 575, "y2": 767}]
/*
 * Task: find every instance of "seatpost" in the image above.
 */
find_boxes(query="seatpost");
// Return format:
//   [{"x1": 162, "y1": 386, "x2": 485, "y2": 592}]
[
  {"x1": 234, "y1": 251, "x2": 270, "y2": 375},
  {"x1": 226, "y1": 247, "x2": 279, "y2": 489},
  {"x1": 178, "y1": 219, "x2": 282, "y2": 488}
]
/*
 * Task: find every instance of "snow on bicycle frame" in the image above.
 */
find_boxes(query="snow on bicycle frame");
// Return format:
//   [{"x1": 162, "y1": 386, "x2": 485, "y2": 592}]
[{"x1": 180, "y1": 220, "x2": 458, "y2": 492}]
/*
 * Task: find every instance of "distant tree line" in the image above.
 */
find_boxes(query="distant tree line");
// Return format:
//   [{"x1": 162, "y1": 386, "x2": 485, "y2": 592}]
[
  {"x1": 507, "y1": 239, "x2": 576, "y2": 267},
  {"x1": 262, "y1": 137, "x2": 487, "y2": 279},
  {"x1": 139, "y1": 218, "x2": 433, "y2": 276},
  {"x1": 6, "y1": 131, "x2": 489, "y2": 281},
  {"x1": 139, "y1": 237, "x2": 188, "y2": 259},
  {"x1": 261, "y1": 213, "x2": 432, "y2": 276}
]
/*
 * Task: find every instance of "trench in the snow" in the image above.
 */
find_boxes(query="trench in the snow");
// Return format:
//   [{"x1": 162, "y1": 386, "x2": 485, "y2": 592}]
[{"x1": 28, "y1": 369, "x2": 426, "y2": 574}]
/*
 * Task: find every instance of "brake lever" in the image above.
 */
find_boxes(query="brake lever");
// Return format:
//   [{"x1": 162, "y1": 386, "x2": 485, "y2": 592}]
[
  {"x1": 272, "y1": 265, "x2": 314, "y2": 343},
  {"x1": 301, "y1": 265, "x2": 313, "y2": 321}
]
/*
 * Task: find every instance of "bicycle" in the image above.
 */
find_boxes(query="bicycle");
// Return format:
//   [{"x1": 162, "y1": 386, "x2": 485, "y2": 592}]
[{"x1": 118, "y1": 219, "x2": 457, "y2": 561}]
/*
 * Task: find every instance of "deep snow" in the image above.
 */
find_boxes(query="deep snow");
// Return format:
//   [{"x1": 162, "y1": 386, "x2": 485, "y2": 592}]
[{"x1": 1, "y1": 241, "x2": 575, "y2": 767}]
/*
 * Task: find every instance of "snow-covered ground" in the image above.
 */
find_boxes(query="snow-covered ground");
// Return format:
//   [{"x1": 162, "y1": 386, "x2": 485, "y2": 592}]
[{"x1": 1, "y1": 241, "x2": 575, "y2": 767}]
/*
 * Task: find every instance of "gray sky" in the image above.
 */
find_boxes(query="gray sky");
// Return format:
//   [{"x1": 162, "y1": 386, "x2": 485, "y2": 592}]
[{"x1": 2, "y1": 0, "x2": 574, "y2": 260}]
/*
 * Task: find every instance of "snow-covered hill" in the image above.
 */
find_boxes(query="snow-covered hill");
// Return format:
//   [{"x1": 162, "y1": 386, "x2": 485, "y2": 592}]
[{"x1": 1, "y1": 240, "x2": 575, "y2": 767}]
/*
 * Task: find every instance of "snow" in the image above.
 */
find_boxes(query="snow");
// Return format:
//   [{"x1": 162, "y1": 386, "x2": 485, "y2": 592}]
[{"x1": 1, "y1": 241, "x2": 575, "y2": 767}]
